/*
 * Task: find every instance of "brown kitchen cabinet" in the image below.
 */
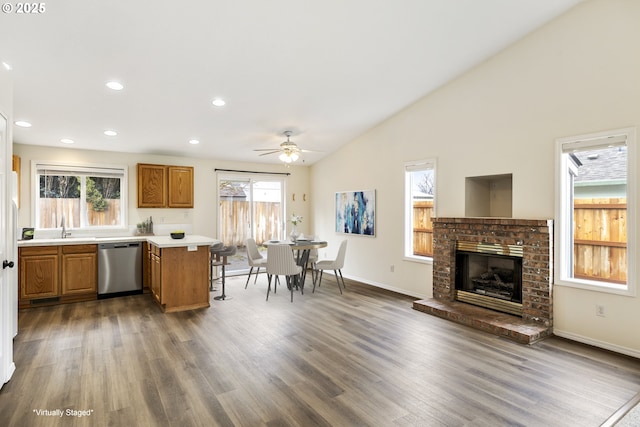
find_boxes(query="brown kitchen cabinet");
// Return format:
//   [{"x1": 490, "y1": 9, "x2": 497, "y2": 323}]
[
  {"x1": 19, "y1": 246, "x2": 59, "y2": 304},
  {"x1": 168, "y1": 166, "x2": 194, "y2": 208},
  {"x1": 148, "y1": 243, "x2": 209, "y2": 312},
  {"x1": 137, "y1": 163, "x2": 194, "y2": 208},
  {"x1": 61, "y1": 244, "x2": 97, "y2": 295},
  {"x1": 137, "y1": 163, "x2": 167, "y2": 208},
  {"x1": 19, "y1": 244, "x2": 98, "y2": 308},
  {"x1": 143, "y1": 241, "x2": 151, "y2": 290},
  {"x1": 150, "y1": 244, "x2": 162, "y2": 304}
]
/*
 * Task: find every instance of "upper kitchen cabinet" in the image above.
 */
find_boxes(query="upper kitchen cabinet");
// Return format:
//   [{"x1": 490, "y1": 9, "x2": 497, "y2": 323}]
[
  {"x1": 168, "y1": 166, "x2": 194, "y2": 208},
  {"x1": 137, "y1": 163, "x2": 167, "y2": 208},
  {"x1": 137, "y1": 163, "x2": 194, "y2": 208}
]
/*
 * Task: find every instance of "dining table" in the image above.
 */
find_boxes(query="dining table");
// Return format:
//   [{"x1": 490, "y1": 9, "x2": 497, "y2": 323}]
[{"x1": 264, "y1": 239, "x2": 328, "y2": 290}]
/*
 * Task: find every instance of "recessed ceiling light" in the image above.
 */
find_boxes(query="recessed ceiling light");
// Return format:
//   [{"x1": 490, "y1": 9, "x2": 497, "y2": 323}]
[
  {"x1": 60, "y1": 138, "x2": 74, "y2": 144},
  {"x1": 104, "y1": 130, "x2": 117, "y2": 136},
  {"x1": 188, "y1": 139, "x2": 200, "y2": 145},
  {"x1": 15, "y1": 120, "x2": 32, "y2": 128},
  {"x1": 211, "y1": 98, "x2": 226, "y2": 107},
  {"x1": 2, "y1": 62, "x2": 11, "y2": 71},
  {"x1": 106, "y1": 81, "x2": 124, "y2": 91}
]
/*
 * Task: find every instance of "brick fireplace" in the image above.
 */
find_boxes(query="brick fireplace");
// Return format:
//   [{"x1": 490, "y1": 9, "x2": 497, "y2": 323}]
[{"x1": 413, "y1": 217, "x2": 554, "y2": 343}]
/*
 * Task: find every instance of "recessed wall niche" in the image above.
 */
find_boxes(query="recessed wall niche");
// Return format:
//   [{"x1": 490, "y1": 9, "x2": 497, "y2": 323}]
[{"x1": 465, "y1": 174, "x2": 512, "y2": 218}]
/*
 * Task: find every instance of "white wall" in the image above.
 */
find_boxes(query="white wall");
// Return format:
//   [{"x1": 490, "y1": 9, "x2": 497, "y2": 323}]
[
  {"x1": 311, "y1": 0, "x2": 640, "y2": 356},
  {"x1": 13, "y1": 144, "x2": 311, "y2": 240}
]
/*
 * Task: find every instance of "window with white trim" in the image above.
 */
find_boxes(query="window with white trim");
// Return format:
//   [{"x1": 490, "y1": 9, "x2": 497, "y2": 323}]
[
  {"x1": 34, "y1": 162, "x2": 128, "y2": 230},
  {"x1": 404, "y1": 159, "x2": 436, "y2": 261},
  {"x1": 556, "y1": 128, "x2": 636, "y2": 294}
]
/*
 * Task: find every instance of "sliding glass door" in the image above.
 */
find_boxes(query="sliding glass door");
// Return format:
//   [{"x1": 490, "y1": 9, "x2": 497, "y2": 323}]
[{"x1": 217, "y1": 173, "x2": 285, "y2": 274}]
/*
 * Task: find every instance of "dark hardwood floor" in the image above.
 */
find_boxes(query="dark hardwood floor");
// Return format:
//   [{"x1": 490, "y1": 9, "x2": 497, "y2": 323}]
[{"x1": 1, "y1": 274, "x2": 639, "y2": 426}]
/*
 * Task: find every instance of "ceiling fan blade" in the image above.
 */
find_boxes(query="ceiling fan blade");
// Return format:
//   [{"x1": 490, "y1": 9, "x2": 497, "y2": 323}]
[
  {"x1": 299, "y1": 149, "x2": 323, "y2": 153},
  {"x1": 258, "y1": 150, "x2": 281, "y2": 156},
  {"x1": 253, "y1": 148, "x2": 281, "y2": 152}
]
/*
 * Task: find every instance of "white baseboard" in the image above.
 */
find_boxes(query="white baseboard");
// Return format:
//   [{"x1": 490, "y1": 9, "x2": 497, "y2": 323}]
[
  {"x1": 553, "y1": 328, "x2": 640, "y2": 359},
  {"x1": 337, "y1": 272, "x2": 429, "y2": 300}
]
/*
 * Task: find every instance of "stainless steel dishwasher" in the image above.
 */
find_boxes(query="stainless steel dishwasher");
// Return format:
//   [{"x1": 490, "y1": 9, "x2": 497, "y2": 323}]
[{"x1": 98, "y1": 241, "x2": 143, "y2": 297}]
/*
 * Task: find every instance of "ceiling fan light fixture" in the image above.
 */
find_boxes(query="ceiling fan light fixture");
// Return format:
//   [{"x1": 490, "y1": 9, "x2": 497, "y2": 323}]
[{"x1": 279, "y1": 152, "x2": 292, "y2": 163}]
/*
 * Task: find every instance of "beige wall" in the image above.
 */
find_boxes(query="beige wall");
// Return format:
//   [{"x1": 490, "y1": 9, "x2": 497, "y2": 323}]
[
  {"x1": 13, "y1": 144, "x2": 311, "y2": 240},
  {"x1": 311, "y1": 0, "x2": 640, "y2": 357}
]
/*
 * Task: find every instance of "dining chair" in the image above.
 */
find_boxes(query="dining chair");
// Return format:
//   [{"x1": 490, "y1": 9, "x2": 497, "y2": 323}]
[
  {"x1": 245, "y1": 238, "x2": 267, "y2": 289},
  {"x1": 313, "y1": 239, "x2": 347, "y2": 294},
  {"x1": 266, "y1": 244, "x2": 302, "y2": 302}
]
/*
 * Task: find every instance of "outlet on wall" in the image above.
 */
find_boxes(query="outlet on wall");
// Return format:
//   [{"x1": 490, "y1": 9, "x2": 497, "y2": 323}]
[
  {"x1": 390, "y1": 265, "x2": 394, "y2": 273},
  {"x1": 596, "y1": 304, "x2": 605, "y2": 317}
]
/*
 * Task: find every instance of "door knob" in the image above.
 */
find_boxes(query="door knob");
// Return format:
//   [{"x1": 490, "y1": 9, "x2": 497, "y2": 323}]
[{"x1": 3, "y1": 260, "x2": 14, "y2": 269}]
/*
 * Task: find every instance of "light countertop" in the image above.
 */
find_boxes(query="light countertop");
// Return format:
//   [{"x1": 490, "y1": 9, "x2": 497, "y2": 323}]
[
  {"x1": 146, "y1": 235, "x2": 220, "y2": 248},
  {"x1": 17, "y1": 235, "x2": 220, "y2": 248}
]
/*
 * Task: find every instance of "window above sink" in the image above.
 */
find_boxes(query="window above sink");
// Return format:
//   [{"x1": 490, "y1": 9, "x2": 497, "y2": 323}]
[{"x1": 33, "y1": 161, "x2": 128, "y2": 232}]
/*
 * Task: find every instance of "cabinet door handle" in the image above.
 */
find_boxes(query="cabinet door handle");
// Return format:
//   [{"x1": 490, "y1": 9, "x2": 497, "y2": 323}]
[{"x1": 3, "y1": 260, "x2": 15, "y2": 269}]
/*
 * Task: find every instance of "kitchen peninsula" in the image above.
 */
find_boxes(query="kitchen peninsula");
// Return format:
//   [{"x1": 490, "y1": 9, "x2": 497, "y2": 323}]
[{"x1": 146, "y1": 235, "x2": 219, "y2": 312}]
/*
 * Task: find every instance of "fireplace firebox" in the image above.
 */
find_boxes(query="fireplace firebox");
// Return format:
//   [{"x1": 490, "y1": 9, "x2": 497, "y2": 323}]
[{"x1": 454, "y1": 241, "x2": 524, "y2": 316}]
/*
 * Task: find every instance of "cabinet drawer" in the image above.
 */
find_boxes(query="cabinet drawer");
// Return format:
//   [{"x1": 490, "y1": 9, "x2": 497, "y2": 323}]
[
  {"x1": 62, "y1": 244, "x2": 97, "y2": 254},
  {"x1": 20, "y1": 246, "x2": 58, "y2": 256}
]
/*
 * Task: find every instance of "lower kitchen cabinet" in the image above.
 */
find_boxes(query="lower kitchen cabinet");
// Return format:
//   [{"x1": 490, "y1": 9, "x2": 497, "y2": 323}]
[
  {"x1": 150, "y1": 244, "x2": 162, "y2": 304},
  {"x1": 148, "y1": 243, "x2": 209, "y2": 312},
  {"x1": 143, "y1": 242, "x2": 151, "y2": 290},
  {"x1": 19, "y1": 244, "x2": 98, "y2": 308},
  {"x1": 61, "y1": 245, "x2": 97, "y2": 295},
  {"x1": 19, "y1": 246, "x2": 59, "y2": 303}
]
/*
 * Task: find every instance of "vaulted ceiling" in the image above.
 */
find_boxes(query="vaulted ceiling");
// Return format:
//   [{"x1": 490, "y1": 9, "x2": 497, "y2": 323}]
[{"x1": 0, "y1": 0, "x2": 584, "y2": 164}]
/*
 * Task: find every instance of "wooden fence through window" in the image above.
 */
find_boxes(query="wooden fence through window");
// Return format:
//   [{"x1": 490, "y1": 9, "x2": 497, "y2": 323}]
[
  {"x1": 219, "y1": 200, "x2": 282, "y2": 247},
  {"x1": 39, "y1": 199, "x2": 121, "y2": 228},
  {"x1": 573, "y1": 198, "x2": 627, "y2": 283},
  {"x1": 413, "y1": 200, "x2": 434, "y2": 257}
]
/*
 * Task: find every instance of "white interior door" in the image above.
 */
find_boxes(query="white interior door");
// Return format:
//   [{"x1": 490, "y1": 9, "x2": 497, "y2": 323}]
[{"x1": 0, "y1": 112, "x2": 16, "y2": 389}]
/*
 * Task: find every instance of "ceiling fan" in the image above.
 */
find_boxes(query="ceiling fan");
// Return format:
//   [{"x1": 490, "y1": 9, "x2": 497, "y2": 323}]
[{"x1": 254, "y1": 131, "x2": 315, "y2": 163}]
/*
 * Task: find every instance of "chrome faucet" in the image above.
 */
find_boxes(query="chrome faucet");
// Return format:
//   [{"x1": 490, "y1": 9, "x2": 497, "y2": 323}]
[{"x1": 60, "y1": 213, "x2": 71, "y2": 238}]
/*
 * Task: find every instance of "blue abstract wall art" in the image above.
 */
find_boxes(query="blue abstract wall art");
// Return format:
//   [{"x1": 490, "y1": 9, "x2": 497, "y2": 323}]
[{"x1": 335, "y1": 190, "x2": 375, "y2": 237}]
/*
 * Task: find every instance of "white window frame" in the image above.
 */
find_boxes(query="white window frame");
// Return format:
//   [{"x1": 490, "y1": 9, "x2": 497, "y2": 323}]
[
  {"x1": 32, "y1": 161, "x2": 128, "y2": 231},
  {"x1": 555, "y1": 127, "x2": 636, "y2": 296},
  {"x1": 404, "y1": 159, "x2": 436, "y2": 264}
]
